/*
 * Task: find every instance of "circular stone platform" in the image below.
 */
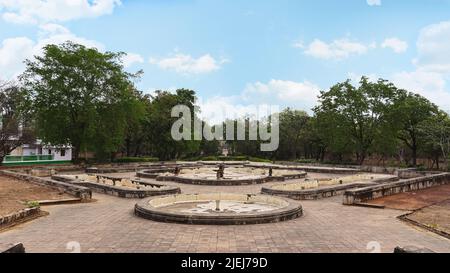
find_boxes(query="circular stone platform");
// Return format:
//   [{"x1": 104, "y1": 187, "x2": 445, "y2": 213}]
[
  {"x1": 261, "y1": 173, "x2": 399, "y2": 200},
  {"x1": 145, "y1": 166, "x2": 306, "y2": 186},
  {"x1": 135, "y1": 193, "x2": 303, "y2": 225},
  {"x1": 52, "y1": 174, "x2": 181, "y2": 199}
]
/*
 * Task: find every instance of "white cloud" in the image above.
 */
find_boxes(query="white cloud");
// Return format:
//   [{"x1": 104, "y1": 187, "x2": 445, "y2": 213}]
[
  {"x1": 0, "y1": 24, "x2": 103, "y2": 80},
  {"x1": 0, "y1": 37, "x2": 34, "y2": 79},
  {"x1": 304, "y1": 38, "x2": 372, "y2": 60},
  {"x1": 149, "y1": 53, "x2": 228, "y2": 75},
  {"x1": 292, "y1": 40, "x2": 304, "y2": 49},
  {"x1": 414, "y1": 20, "x2": 450, "y2": 73},
  {"x1": 385, "y1": 20, "x2": 450, "y2": 112},
  {"x1": 197, "y1": 79, "x2": 320, "y2": 123},
  {"x1": 347, "y1": 72, "x2": 380, "y2": 83},
  {"x1": 122, "y1": 53, "x2": 144, "y2": 68},
  {"x1": 243, "y1": 79, "x2": 321, "y2": 106},
  {"x1": 367, "y1": 0, "x2": 381, "y2": 6},
  {"x1": 197, "y1": 95, "x2": 267, "y2": 124},
  {"x1": 392, "y1": 71, "x2": 450, "y2": 111},
  {"x1": 0, "y1": 0, "x2": 121, "y2": 24},
  {"x1": 35, "y1": 24, "x2": 103, "y2": 50},
  {"x1": 381, "y1": 38, "x2": 408, "y2": 53}
]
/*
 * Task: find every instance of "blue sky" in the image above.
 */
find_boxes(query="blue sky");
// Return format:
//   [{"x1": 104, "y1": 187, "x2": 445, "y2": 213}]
[{"x1": 1, "y1": 0, "x2": 450, "y2": 120}]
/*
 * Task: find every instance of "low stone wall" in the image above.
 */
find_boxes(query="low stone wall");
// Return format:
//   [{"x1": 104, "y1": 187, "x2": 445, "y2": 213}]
[
  {"x1": 0, "y1": 243, "x2": 26, "y2": 253},
  {"x1": 135, "y1": 194, "x2": 303, "y2": 225},
  {"x1": 138, "y1": 166, "x2": 307, "y2": 183},
  {"x1": 359, "y1": 166, "x2": 398, "y2": 174},
  {"x1": 245, "y1": 163, "x2": 359, "y2": 174},
  {"x1": 395, "y1": 168, "x2": 442, "y2": 179},
  {"x1": 155, "y1": 175, "x2": 286, "y2": 186},
  {"x1": 262, "y1": 182, "x2": 377, "y2": 200},
  {"x1": 52, "y1": 175, "x2": 181, "y2": 199},
  {"x1": 135, "y1": 168, "x2": 177, "y2": 179},
  {"x1": 86, "y1": 162, "x2": 202, "y2": 174},
  {"x1": 0, "y1": 207, "x2": 41, "y2": 230},
  {"x1": 343, "y1": 173, "x2": 450, "y2": 205},
  {"x1": 0, "y1": 170, "x2": 92, "y2": 200}
]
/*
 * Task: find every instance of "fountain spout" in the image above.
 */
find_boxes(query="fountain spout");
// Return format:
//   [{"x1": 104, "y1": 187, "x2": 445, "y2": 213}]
[{"x1": 215, "y1": 200, "x2": 221, "y2": 211}]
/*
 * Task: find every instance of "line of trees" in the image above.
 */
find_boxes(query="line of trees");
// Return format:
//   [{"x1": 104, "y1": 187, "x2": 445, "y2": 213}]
[
  {"x1": 1, "y1": 42, "x2": 450, "y2": 168},
  {"x1": 228, "y1": 77, "x2": 450, "y2": 168}
]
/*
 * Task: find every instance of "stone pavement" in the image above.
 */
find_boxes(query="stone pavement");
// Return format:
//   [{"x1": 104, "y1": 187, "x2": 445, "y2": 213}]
[{"x1": 1, "y1": 173, "x2": 450, "y2": 253}]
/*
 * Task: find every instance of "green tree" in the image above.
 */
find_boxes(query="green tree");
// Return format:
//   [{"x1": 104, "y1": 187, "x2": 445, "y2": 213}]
[
  {"x1": 418, "y1": 111, "x2": 450, "y2": 169},
  {"x1": 122, "y1": 91, "x2": 149, "y2": 157},
  {"x1": 146, "y1": 89, "x2": 200, "y2": 160},
  {"x1": 21, "y1": 42, "x2": 142, "y2": 162},
  {"x1": 0, "y1": 81, "x2": 35, "y2": 164},
  {"x1": 390, "y1": 92, "x2": 439, "y2": 167},
  {"x1": 275, "y1": 108, "x2": 310, "y2": 160},
  {"x1": 314, "y1": 77, "x2": 398, "y2": 165}
]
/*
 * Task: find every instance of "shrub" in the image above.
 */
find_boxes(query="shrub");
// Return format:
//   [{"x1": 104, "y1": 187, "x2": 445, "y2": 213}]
[
  {"x1": 248, "y1": 157, "x2": 272, "y2": 163},
  {"x1": 183, "y1": 155, "x2": 271, "y2": 162},
  {"x1": 26, "y1": 201, "x2": 40, "y2": 208},
  {"x1": 114, "y1": 157, "x2": 159, "y2": 163},
  {"x1": 295, "y1": 159, "x2": 317, "y2": 164}
]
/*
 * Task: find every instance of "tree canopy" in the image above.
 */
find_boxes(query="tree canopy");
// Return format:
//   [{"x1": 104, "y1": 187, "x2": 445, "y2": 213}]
[
  {"x1": 20, "y1": 42, "x2": 143, "y2": 161},
  {"x1": 0, "y1": 81, "x2": 35, "y2": 163},
  {"x1": 6, "y1": 41, "x2": 449, "y2": 169}
]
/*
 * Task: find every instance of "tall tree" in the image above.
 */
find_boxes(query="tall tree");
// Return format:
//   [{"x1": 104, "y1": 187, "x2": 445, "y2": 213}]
[
  {"x1": 418, "y1": 111, "x2": 450, "y2": 169},
  {"x1": 314, "y1": 77, "x2": 398, "y2": 165},
  {"x1": 146, "y1": 89, "x2": 200, "y2": 160},
  {"x1": 0, "y1": 81, "x2": 35, "y2": 164},
  {"x1": 275, "y1": 108, "x2": 310, "y2": 160},
  {"x1": 21, "y1": 42, "x2": 142, "y2": 162},
  {"x1": 390, "y1": 92, "x2": 439, "y2": 167}
]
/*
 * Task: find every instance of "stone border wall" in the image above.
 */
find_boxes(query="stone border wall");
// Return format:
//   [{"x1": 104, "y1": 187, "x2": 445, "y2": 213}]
[
  {"x1": 0, "y1": 170, "x2": 92, "y2": 200},
  {"x1": 137, "y1": 164, "x2": 308, "y2": 186},
  {"x1": 398, "y1": 212, "x2": 450, "y2": 240},
  {"x1": 52, "y1": 175, "x2": 181, "y2": 199},
  {"x1": 245, "y1": 163, "x2": 359, "y2": 174},
  {"x1": 0, "y1": 207, "x2": 41, "y2": 230},
  {"x1": 135, "y1": 195, "x2": 303, "y2": 225},
  {"x1": 262, "y1": 182, "x2": 378, "y2": 200},
  {"x1": 343, "y1": 173, "x2": 450, "y2": 205},
  {"x1": 86, "y1": 163, "x2": 202, "y2": 174},
  {"x1": 155, "y1": 175, "x2": 286, "y2": 186}
]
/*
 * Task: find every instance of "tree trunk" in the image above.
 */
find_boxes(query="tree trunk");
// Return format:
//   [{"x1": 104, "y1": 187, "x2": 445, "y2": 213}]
[
  {"x1": 412, "y1": 145, "x2": 417, "y2": 167},
  {"x1": 72, "y1": 146, "x2": 79, "y2": 162},
  {"x1": 125, "y1": 138, "x2": 131, "y2": 157}
]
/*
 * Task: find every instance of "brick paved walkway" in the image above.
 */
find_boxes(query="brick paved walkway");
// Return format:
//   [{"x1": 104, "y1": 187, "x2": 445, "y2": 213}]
[{"x1": 1, "y1": 173, "x2": 450, "y2": 253}]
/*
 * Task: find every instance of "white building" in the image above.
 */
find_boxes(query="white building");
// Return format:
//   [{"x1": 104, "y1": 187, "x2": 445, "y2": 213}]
[{"x1": 3, "y1": 140, "x2": 72, "y2": 166}]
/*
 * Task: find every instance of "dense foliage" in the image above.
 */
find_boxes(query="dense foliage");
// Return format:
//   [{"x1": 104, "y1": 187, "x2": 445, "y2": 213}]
[
  {"x1": 0, "y1": 81, "x2": 35, "y2": 163},
  {"x1": 3, "y1": 42, "x2": 449, "y2": 169}
]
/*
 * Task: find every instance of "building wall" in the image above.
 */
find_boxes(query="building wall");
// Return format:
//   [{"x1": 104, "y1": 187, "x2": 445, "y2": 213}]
[
  {"x1": 52, "y1": 148, "x2": 72, "y2": 161},
  {"x1": 5, "y1": 145, "x2": 72, "y2": 162}
]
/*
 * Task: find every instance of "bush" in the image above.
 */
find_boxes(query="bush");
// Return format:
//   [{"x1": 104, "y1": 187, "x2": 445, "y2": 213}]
[
  {"x1": 114, "y1": 157, "x2": 159, "y2": 163},
  {"x1": 295, "y1": 159, "x2": 317, "y2": 164},
  {"x1": 248, "y1": 157, "x2": 272, "y2": 163},
  {"x1": 26, "y1": 201, "x2": 40, "y2": 208}
]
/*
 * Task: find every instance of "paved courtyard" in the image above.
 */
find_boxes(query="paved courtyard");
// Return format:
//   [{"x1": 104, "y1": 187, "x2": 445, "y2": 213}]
[{"x1": 1, "y1": 173, "x2": 450, "y2": 253}]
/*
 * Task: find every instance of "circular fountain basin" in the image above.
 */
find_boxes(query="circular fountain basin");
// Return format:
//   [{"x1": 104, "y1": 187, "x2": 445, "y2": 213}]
[
  {"x1": 153, "y1": 167, "x2": 306, "y2": 186},
  {"x1": 52, "y1": 174, "x2": 181, "y2": 198},
  {"x1": 261, "y1": 173, "x2": 399, "y2": 200},
  {"x1": 135, "y1": 193, "x2": 303, "y2": 225}
]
